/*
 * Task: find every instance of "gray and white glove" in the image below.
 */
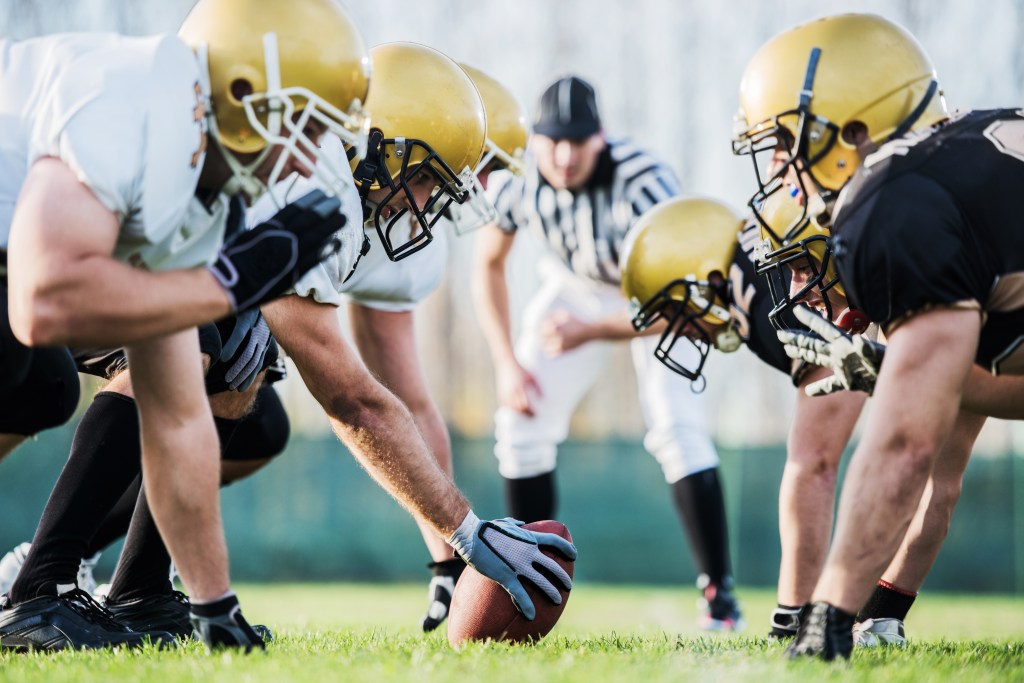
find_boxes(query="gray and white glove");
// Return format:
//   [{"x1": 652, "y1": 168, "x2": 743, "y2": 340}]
[
  {"x1": 225, "y1": 315, "x2": 271, "y2": 391},
  {"x1": 217, "y1": 309, "x2": 273, "y2": 392},
  {"x1": 777, "y1": 306, "x2": 886, "y2": 396},
  {"x1": 447, "y1": 511, "x2": 576, "y2": 620}
]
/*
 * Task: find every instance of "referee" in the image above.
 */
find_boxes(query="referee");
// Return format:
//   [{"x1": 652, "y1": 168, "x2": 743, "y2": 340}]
[{"x1": 472, "y1": 75, "x2": 742, "y2": 630}]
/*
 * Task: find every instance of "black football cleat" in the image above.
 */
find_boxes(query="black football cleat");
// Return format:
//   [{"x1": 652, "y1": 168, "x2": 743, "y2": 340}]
[
  {"x1": 106, "y1": 591, "x2": 194, "y2": 639},
  {"x1": 785, "y1": 600, "x2": 855, "y2": 661},
  {"x1": 768, "y1": 604, "x2": 806, "y2": 639},
  {"x1": 0, "y1": 589, "x2": 174, "y2": 651},
  {"x1": 696, "y1": 574, "x2": 745, "y2": 632},
  {"x1": 422, "y1": 558, "x2": 466, "y2": 632},
  {"x1": 109, "y1": 590, "x2": 274, "y2": 644},
  {"x1": 189, "y1": 594, "x2": 266, "y2": 652}
]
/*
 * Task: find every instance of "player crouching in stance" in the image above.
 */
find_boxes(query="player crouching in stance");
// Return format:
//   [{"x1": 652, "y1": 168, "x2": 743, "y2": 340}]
[
  {"x1": 620, "y1": 195, "x2": 874, "y2": 637},
  {"x1": 0, "y1": 0, "x2": 367, "y2": 651},
  {"x1": 734, "y1": 12, "x2": 1024, "y2": 660}
]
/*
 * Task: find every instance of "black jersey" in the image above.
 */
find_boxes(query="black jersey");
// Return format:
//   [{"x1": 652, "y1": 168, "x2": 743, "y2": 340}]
[
  {"x1": 731, "y1": 219, "x2": 805, "y2": 383},
  {"x1": 833, "y1": 109, "x2": 1024, "y2": 375}
]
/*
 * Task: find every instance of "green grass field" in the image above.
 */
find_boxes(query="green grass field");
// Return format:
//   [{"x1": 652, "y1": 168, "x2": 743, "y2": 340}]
[{"x1": 1, "y1": 583, "x2": 1022, "y2": 682}]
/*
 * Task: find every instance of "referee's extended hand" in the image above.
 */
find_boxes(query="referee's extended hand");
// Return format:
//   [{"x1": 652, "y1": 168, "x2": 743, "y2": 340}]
[{"x1": 496, "y1": 360, "x2": 543, "y2": 417}]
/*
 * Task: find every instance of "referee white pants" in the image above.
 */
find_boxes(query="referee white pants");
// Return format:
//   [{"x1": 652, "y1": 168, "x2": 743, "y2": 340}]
[{"x1": 495, "y1": 261, "x2": 719, "y2": 484}]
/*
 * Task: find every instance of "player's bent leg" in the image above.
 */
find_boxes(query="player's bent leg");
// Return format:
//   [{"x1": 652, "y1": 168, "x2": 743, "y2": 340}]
[
  {"x1": 124, "y1": 332, "x2": 231, "y2": 603},
  {"x1": 632, "y1": 337, "x2": 741, "y2": 631},
  {"x1": 854, "y1": 410, "x2": 984, "y2": 647},
  {"x1": 106, "y1": 381, "x2": 276, "y2": 645},
  {"x1": 774, "y1": 380, "x2": 863, "y2": 638}
]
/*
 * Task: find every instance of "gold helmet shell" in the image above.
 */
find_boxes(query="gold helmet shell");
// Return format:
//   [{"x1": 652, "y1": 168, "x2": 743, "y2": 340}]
[
  {"x1": 736, "y1": 13, "x2": 946, "y2": 190},
  {"x1": 459, "y1": 64, "x2": 529, "y2": 175},
  {"x1": 354, "y1": 43, "x2": 487, "y2": 189},
  {"x1": 621, "y1": 197, "x2": 745, "y2": 327},
  {"x1": 179, "y1": 0, "x2": 371, "y2": 156}
]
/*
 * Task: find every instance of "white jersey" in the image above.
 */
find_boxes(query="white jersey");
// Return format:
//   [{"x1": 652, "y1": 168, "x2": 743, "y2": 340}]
[
  {"x1": 248, "y1": 135, "x2": 446, "y2": 312},
  {"x1": 0, "y1": 33, "x2": 218, "y2": 270}
]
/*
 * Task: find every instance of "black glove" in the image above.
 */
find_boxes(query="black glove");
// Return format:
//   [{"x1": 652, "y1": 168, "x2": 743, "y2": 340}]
[{"x1": 208, "y1": 190, "x2": 345, "y2": 312}]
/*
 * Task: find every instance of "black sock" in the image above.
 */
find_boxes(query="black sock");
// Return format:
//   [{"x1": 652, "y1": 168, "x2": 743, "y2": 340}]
[
  {"x1": 857, "y1": 581, "x2": 917, "y2": 622},
  {"x1": 428, "y1": 557, "x2": 466, "y2": 581},
  {"x1": 83, "y1": 475, "x2": 143, "y2": 558},
  {"x1": 504, "y1": 471, "x2": 556, "y2": 522},
  {"x1": 105, "y1": 485, "x2": 174, "y2": 603},
  {"x1": 10, "y1": 392, "x2": 143, "y2": 603},
  {"x1": 670, "y1": 468, "x2": 732, "y2": 585}
]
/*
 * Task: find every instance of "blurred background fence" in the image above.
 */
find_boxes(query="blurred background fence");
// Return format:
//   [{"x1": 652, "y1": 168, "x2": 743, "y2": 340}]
[
  {"x1": 4, "y1": 0, "x2": 1024, "y2": 592},
  {"x1": 6, "y1": 421, "x2": 1024, "y2": 593}
]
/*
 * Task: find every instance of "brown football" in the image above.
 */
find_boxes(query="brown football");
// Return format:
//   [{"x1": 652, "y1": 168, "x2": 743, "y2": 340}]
[{"x1": 447, "y1": 520, "x2": 574, "y2": 646}]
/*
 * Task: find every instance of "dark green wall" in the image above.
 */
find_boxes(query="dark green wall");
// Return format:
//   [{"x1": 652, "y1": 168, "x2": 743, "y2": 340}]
[{"x1": 2, "y1": 424, "x2": 1021, "y2": 592}]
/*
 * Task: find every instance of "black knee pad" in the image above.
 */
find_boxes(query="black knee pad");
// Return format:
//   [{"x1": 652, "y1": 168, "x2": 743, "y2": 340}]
[
  {"x1": 0, "y1": 345, "x2": 80, "y2": 436},
  {"x1": 222, "y1": 384, "x2": 290, "y2": 461}
]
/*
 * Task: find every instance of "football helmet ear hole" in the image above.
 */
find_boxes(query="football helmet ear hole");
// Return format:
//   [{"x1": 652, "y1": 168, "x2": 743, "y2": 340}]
[
  {"x1": 840, "y1": 120, "x2": 869, "y2": 146},
  {"x1": 230, "y1": 78, "x2": 254, "y2": 103}
]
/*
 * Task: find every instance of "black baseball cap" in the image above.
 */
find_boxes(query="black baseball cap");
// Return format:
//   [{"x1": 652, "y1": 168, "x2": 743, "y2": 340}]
[{"x1": 532, "y1": 75, "x2": 601, "y2": 140}]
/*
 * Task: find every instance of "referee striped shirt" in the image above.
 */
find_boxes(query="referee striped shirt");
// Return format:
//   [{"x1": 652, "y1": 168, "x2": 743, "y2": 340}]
[{"x1": 488, "y1": 136, "x2": 680, "y2": 285}]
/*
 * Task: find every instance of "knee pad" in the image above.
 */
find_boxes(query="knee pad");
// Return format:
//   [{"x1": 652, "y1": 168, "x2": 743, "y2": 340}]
[
  {"x1": 644, "y1": 426, "x2": 720, "y2": 484},
  {"x1": 222, "y1": 385, "x2": 290, "y2": 461},
  {"x1": 0, "y1": 346, "x2": 79, "y2": 436},
  {"x1": 494, "y1": 408, "x2": 558, "y2": 478}
]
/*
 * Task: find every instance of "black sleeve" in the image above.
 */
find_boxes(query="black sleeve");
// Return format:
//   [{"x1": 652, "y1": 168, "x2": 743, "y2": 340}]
[{"x1": 834, "y1": 173, "x2": 991, "y2": 328}]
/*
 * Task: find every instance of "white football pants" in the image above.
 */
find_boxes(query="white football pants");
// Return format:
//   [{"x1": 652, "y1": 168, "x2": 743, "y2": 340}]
[{"x1": 495, "y1": 259, "x2": 719, "y2": 484}]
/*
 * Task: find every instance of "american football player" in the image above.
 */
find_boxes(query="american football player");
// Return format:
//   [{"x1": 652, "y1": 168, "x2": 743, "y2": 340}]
[
  {"x1": 1, "y1": 42, "x2": 576, "y2": 646},
  {"x1": 473, "y1": 75, "x2": 741, "y2": 631},
  {"x1": 0, "y1": 0, "x2": 367, "y2": 651},
  {"x1": 733, "y1": 12, "x2": 1024, "y2": 659}
]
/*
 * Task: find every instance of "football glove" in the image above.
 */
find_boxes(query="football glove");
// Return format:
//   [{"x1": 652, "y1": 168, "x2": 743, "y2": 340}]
[
  {"x1": 208, "y1": 189, "x2": 345, "y2": 312},
  {"x1": 447, "y1": 512, "x2": 576, "y2": 621},
  {"x1": 777, "y1": 306, "x2": 886, "y2": 396},
  {"x1": 222, "y1": 313, "x2": 272, "y2": 392}
]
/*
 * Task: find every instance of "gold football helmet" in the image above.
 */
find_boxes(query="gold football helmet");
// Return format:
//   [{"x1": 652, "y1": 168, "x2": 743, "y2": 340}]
[
  {"x1": 733, "y1": 14, "x2": 943, "y2": 326},
  {"x1": 752, "y1": 188, "x2": 845, "y2": 326},
  {"x1": 620, "y1": 197, "x2": 746, "y2": 386},
  {"x1": 447, "y1": 64, "x2": 530, "y2": 234},
  {"x1": 351, "y1": 43, "x2": 487, "y2": 260},
  {"x1": 179, "y1": 0, "x2": 371, "y2": 201},
  {"x1": 460, "y1": 65, "x2": 529, "y2": 177},
  {"x1": 734, "y1": 13, "x2": 946, "y2": 194}
]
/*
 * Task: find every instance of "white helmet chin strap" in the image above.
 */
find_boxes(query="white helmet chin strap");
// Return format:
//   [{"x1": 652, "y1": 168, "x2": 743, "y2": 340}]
[
  {"x1": 198, "y1": 32, "x2": 372, "y2": 206},
  {"x1": 195, "y1": 40, "x2": 274, "y2": 204}
]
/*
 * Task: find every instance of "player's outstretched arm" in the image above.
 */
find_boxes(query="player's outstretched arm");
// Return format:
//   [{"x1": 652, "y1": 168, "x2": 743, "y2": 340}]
[
  {"x1": 264, "y1": 294, "x2": 470, "y2": 533},
  {"x1": 263, "y1": 294, "x2": 577, "y2": 618}
]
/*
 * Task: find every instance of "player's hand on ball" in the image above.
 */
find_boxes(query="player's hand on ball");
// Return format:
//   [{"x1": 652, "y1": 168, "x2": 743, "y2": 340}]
[
  {"x1": 777, "y1": 306, "x2": 885, "y2": 396},
  {"x1": 209, "y1": 189, "x2": 347, "y2": 312},
  {"x1": 447, "y1": 512, "x2": 577, "y2": 620}
]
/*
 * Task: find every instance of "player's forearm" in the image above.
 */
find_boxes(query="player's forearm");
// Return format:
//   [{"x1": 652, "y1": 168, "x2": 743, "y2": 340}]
[
  {"x1": 325, "y1": 389, "x2": 470, "y2": 537},
  {"x1": 586, "y1": 310, "x2": 665, "y2": 342},
  {"x1": 10, "y1": 254, "x2": 231, "y2": 347}
]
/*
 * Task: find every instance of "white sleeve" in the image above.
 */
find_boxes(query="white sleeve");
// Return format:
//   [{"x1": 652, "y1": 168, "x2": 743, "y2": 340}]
[
  {"x1": 341, "y1": 225, "x2": 449, "y2": 312},
  {"x1": 29, "y1": 35, "x2": 208, "y2": 270}
]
